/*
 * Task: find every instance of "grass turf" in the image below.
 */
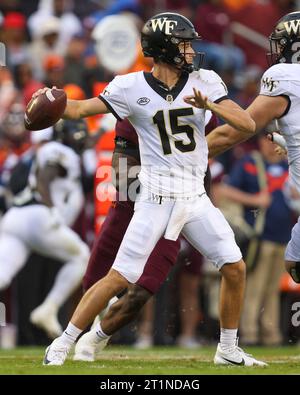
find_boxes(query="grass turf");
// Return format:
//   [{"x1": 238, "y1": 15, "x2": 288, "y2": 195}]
[{"x1": 0, "y1": 345, "x2": 299, "y2": 375}]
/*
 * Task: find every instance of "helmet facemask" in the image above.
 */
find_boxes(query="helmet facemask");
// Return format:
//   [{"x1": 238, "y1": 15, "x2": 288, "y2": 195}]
[
  {"x1": 267, "y1": 35, "x2": 290, "y2": 66},
  {"x1": 167, "y1": 37, "x2": 204, "y2": 73}
]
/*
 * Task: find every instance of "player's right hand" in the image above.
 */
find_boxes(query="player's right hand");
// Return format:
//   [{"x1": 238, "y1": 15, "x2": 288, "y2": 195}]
[{"x1": 184, "y1": 88, "x2": 212, "y2": 110}]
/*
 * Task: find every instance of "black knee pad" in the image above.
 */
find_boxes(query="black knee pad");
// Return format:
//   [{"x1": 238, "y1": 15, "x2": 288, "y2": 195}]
[{"x1": 289, "y1": 262, "x2": 300, "y2": 283}]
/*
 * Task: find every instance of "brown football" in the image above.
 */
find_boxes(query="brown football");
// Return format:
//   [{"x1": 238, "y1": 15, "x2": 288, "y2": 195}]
[{"x1": 24, "y1": 88, "x2": 67, "y2": 131}]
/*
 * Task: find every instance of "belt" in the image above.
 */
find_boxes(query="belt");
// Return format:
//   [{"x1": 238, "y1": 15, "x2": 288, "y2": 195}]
[{"x1": 150, "y1": 191, "x2": 206, "y2": 205}]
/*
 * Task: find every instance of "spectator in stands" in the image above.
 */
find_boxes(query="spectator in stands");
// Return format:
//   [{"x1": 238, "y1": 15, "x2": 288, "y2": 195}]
[
  {"x1": 63, "y1": 33, "x2": 88, "y2": 92},
  {"x1": 28, "y1": 16, "x2": 64, "y2": 81},
  {"x1": 1, "y1": 12, "x2": 29, "y2": 69},
  {"x1": 193, "y1": 0, "x2": 245, "y2": 73},
  {"x1": 234, "y1": 65, "x2": 262, "y2": 108},
  {"x1": 230, "y1": 0, "x2": 294, "y2": 68},
  {"x1": 14, "y1": 63, "x2": 44, "y2": 105},
  {"x1": 222, "y1": 0, "x2": 252, "y2": 12},
  {"x1": 28, "y1": 0, "x2": 82, "y2": 50},
  {"x1": 0, "y1": 0, "x2": 22, "y2": 14},
  {"x1": 43, "y1": 54, "x2": 65, "y2": 88},
  {"x1": 0, "y1": 68, "x2": 17, "y2": 124},
  {"x1": 86, "y1": 0, "x2": 141, "y2": 28},
  {"x1": 138, "y1": 0, "x2": 194, "y2": 21}
]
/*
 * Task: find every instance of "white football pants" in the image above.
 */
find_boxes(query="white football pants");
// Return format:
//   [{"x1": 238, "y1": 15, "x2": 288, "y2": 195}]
[
  {"x1": 0, "y1": 204, "x2": 89, "y2": 307},
  {"x1": 112, "y1": 189, "x2": 242, "y2": 283}
]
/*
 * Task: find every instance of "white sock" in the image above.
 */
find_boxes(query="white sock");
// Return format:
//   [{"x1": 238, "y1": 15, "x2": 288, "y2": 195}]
[
  {"x1": 220, "y1": 328, "x2": 238, "y2": 349},
  {"x1": 94, "y1": 322, "x2": 109, "y2": 343},
  {"x1": 60, "y1": 322, "x2": 83, "y2": 346}
]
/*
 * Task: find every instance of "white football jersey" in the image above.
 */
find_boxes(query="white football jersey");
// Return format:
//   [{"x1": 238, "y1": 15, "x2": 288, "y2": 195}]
[
  {"x1": 29, "y1": 142, "x2": 82, "y2": 220},
  {"x1": 100, "y1": 69, "x2": 227, "y2": 197},
  {"x1": 260, "y1": 63, "x2": 300, "y2": 192}
]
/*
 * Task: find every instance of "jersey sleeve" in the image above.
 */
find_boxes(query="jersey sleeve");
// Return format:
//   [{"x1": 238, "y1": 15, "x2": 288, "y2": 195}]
[
  {"x1": 201, "y1": 70, "x2": 228, "y2": 103},
  {"x1": 36, "y1": 145, "x2": 62, "y2": 168},
  {"x1": 98, "y1": 76, "x2": 131, "y2": 121},
  {"x1": 37, "y1": 144, "x2": 80, "y2": 179},
  {"x1": 259, "y1": 65, "x2": 287, "y2": 97}
]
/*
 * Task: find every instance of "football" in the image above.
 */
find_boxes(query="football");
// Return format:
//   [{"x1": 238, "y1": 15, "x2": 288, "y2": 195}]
[{"x1": 24, "y1": 88, "x2": 67, "y2": 131}]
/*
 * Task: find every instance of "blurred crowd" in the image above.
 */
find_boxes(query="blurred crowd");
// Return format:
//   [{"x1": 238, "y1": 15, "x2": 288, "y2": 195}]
[{"x1": 0, "y1": 0, "x2": 300, "y2": 349}]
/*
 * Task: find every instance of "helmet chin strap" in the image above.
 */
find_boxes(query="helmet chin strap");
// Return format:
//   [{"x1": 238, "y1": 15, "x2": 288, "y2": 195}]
[
  {"x1": 177, "y1": 44, "x2": 204, "y2": 73},
  {"x1": 174, "y1": 56, "x2": 194, "y2": 73}
]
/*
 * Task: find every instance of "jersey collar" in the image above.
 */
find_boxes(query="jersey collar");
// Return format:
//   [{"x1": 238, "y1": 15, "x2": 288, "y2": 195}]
[{"x1": 143, "y1": 71, "x2": 189, "y2": 103}]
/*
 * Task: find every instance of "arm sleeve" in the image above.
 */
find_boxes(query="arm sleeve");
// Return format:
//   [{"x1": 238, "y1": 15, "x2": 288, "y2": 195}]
[
  {"x1": 99, "y1": 76, "x2": 131, "y2": 121},
  {"x1": 36, "y1": 145, "x2": 62, "y2": 168},
  {"x1": 260, "y1": 66, "x2": 287, "y2": 97},
  {"x1": 206, "y1": 71, "x2": 229, "y2": 103},
  {"x1": 58, "y1": 182, "x2": 84, "y2": 227},
  {"x1": 36, "y1": 145, "x2": 65, "y2": 168}
]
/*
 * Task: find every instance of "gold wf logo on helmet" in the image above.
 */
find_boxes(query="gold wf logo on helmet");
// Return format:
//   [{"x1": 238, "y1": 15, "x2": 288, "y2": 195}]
[
  {"x1": 151, "y1": 18, "x2": 178, "y2": 35},
  {"x1": 283, "y1": 19, "x2": 300, "y2": 35}
]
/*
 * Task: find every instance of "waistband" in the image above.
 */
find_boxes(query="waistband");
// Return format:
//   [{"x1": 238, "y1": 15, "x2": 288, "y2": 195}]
[{"x1": 143, "y1": 191, "x2": 206, "y2": 204}]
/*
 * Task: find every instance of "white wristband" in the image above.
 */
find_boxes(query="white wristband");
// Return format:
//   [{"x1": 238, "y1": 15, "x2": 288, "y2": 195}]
[{"x1": 271, "y1": 132, "x2": 287, "y2": 149}]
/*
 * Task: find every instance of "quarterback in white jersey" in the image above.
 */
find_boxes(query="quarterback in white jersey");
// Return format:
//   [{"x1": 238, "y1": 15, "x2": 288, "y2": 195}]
[
  {"x1": 100, "y1": 68, "x2": 227, "y2": 198},
  {"x1": 208, "y1": 11, "x2": 300, "y2": 286},
  {"x1": 0, "y1": 124, "x2": 89, "y2": 339},
  {"x1": 39, "y1": 13, "x2": 266, "y2": 367}
]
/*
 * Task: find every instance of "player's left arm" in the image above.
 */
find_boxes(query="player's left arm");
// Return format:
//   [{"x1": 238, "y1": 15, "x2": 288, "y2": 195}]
[
  {"x1": 207, "y1": 94, "x2": 289, "y2": 158},
  {"x1": 59, "y1": 182, "x2": 84, "y2": 226},
  {"x1": 184, "y1": 88, "x2": 255, "y2": 134},
  {"x1": 36, "y1": 163, "x2": 61, "y2": 207}
]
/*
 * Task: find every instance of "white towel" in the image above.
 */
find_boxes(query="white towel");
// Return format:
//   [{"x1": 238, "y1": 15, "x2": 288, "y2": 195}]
[{"x1": 164, "y1": 200, "x2": 190, "y2": 241}]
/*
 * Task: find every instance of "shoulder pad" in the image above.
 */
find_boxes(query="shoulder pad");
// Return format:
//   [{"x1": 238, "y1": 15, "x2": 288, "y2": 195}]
[
  {"x1": 194, "y1": 69, "x2": 223, "y2": 84},
  {"x1": 112, "y1": 72, "x2": 141, "y2": 89}
]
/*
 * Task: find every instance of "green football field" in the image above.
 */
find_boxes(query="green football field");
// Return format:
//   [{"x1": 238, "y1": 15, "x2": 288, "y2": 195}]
[{"x1": 0, "y1": 345, "x2": 299, "y2": 375}]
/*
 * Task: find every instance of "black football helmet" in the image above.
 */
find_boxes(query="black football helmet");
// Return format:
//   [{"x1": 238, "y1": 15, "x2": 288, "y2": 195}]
[
  {"x1": 141, "y1": 12, "x2": 204, "y2": 73},
  {"x1": 267, "y1": 11, "x2": 300, "y2": 65},
  {"x1": 54, "y1": 119, "x2": 88, "y2": 154}
]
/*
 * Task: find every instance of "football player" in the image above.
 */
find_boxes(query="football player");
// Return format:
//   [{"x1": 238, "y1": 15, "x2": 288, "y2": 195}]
[
  {"x1": 39, "y1": 13, "x2": 265, "y2": 366},
  {"x1": 0, "y1": 121, "x2": 90, "y2": 339},
  {"x1": 74, "y1": 115, "x2": 214, "y2": 361},
  {"x1": 207, "y1": 11, "x2": 300, "y2": 287}
]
